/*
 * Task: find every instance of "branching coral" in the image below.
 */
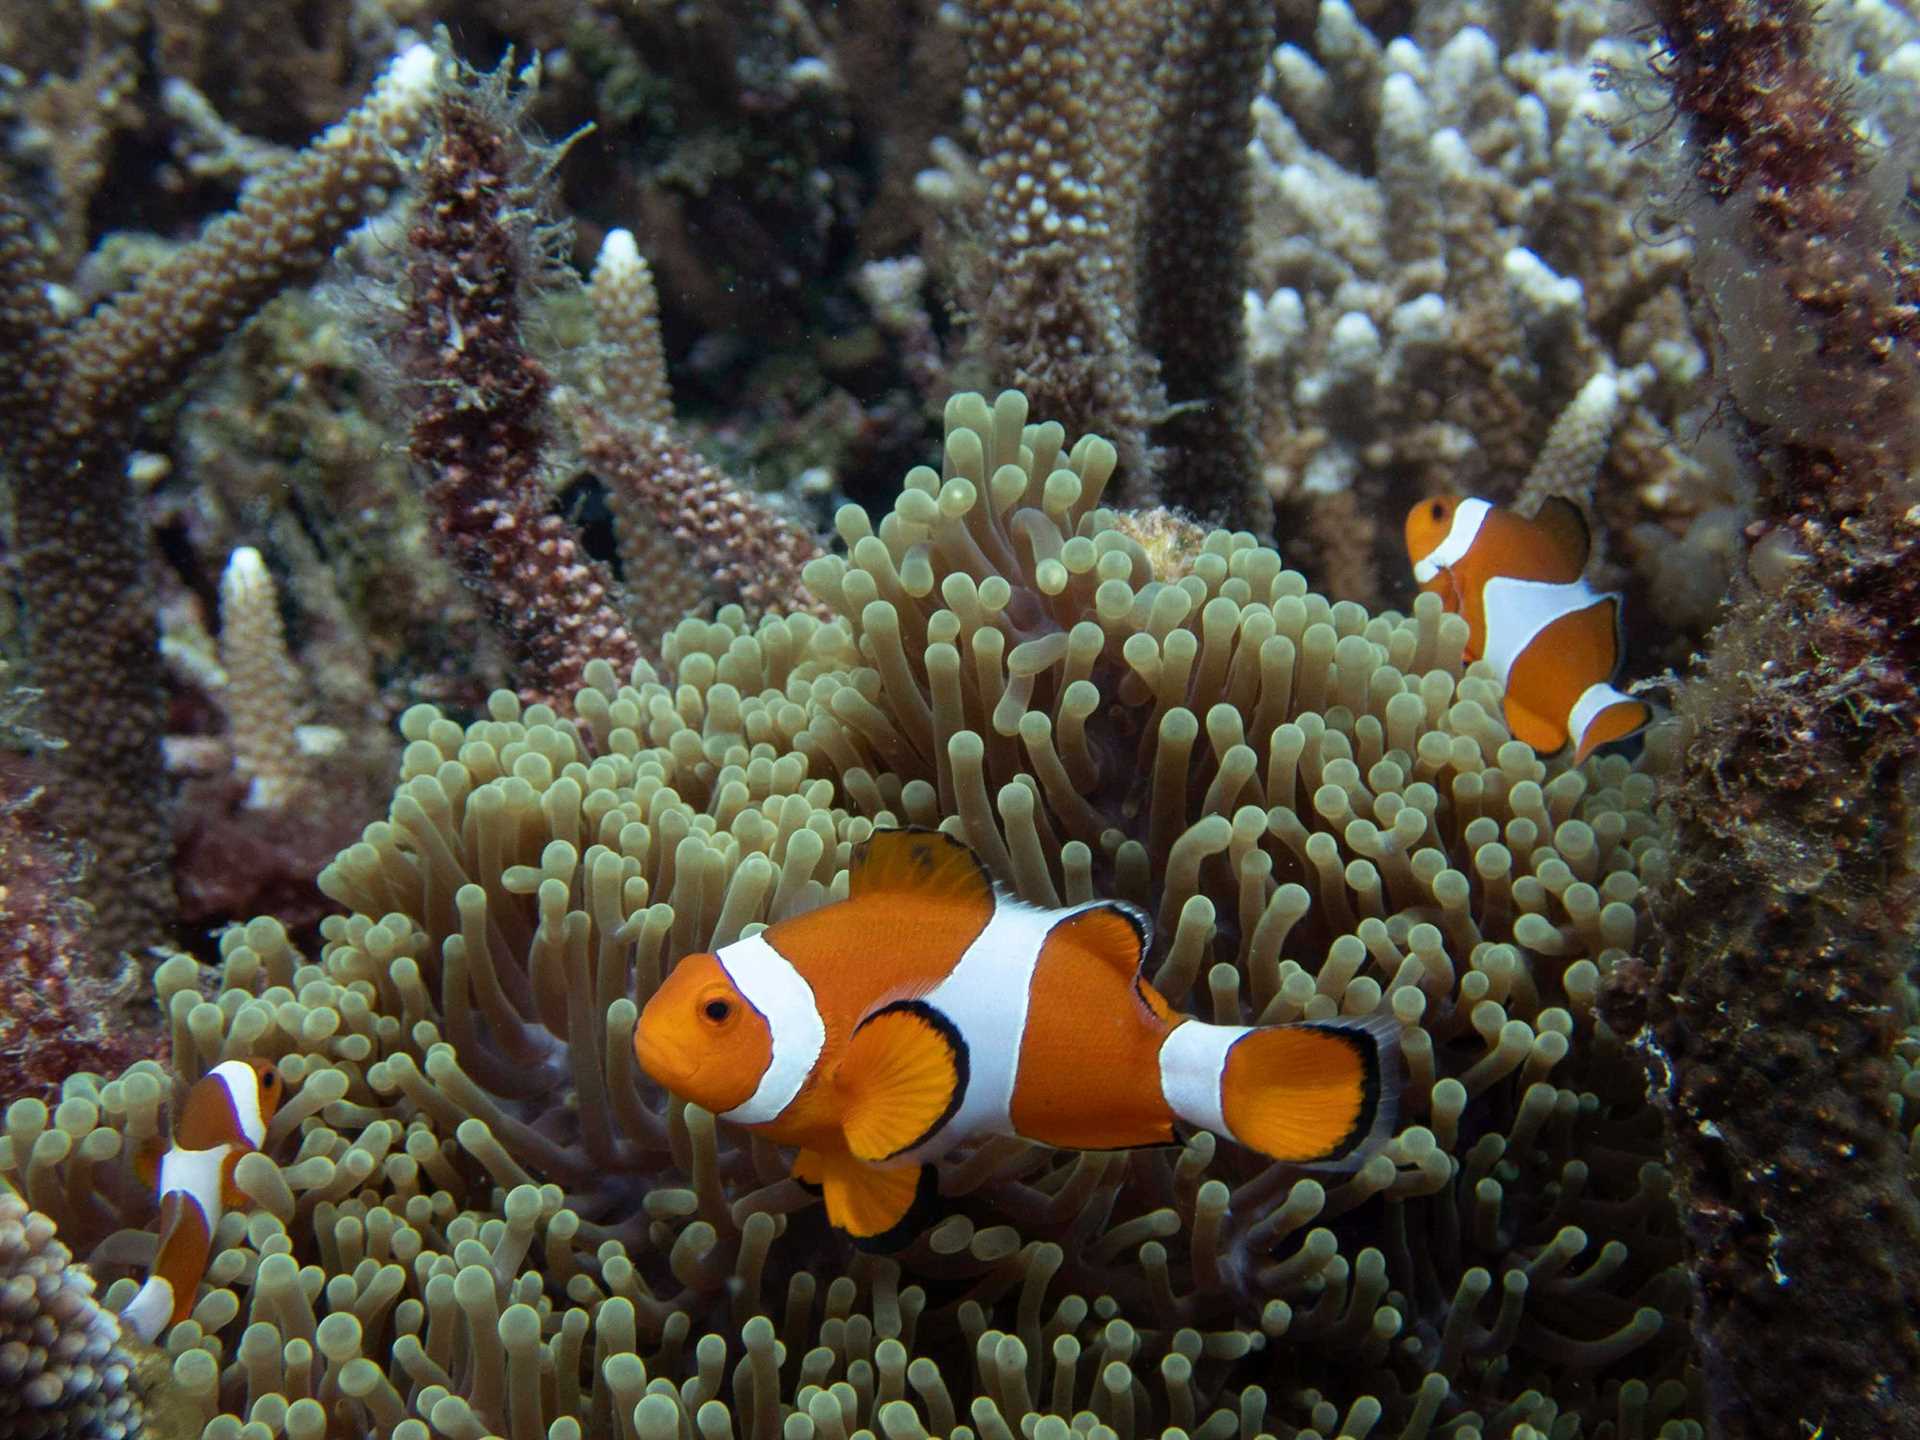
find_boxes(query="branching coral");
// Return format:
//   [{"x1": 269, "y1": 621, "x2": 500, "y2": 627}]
[
  {"x1": 385, "y1": 59, "x2": 643, "y2": 713},
  {"x1": 4, "y1": 394, "x2": 1691, "y2": 1438},
  {"x1": 0, "y1": 1189, "x2": 143, "y2": 1439},
  {"x1": 1242, "y1": 0, "x2": 1721, "y2": 635},
  {"x1": 0, "y1": 40, "x2": 439, "y2": 960},
  {"x1": 947, "y1": 0, "x2": 1276, "y2": 531}
]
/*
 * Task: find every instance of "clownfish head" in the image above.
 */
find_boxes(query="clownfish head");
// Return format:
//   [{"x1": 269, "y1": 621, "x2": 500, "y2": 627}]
[
  {"x1": 634, "y1": 951, "x2": 774, "y2": 1115},
  {"x1": 244, "y1": 1058, "x2": 287, "y2": 1128},
  {"x1": 1405, "y1": 494, "x2": 1461, "y2": 573}
]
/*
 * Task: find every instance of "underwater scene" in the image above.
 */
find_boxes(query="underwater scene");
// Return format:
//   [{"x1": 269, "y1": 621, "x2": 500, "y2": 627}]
[{"x1": 2, "y1": 1, "x2": 1917, "y2": 1437}]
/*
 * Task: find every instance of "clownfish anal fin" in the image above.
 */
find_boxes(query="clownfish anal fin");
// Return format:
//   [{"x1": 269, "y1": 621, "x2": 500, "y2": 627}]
[
  {"x1": 839, "y1": 1001, "x2": 967, "y2": 1163},
  {"x1": 1050, "y1": 901, "x2": 1152, "y2": 979},
  {"x1": 816, "y1": 1155, "x2": 939, "y2": 1251},
  {"x1": 790, "y1": 1148, "x2": 827, "y2": 1194},
  {"x1": 850, "y1": 827, "x2": 994, "y2": 908},
  {"x1": 1529, "y1": 496, "x2": 1593, "y2": 577}
]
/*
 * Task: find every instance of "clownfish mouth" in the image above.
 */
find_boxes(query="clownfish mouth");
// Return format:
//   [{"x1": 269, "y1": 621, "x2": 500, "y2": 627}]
[{"x1": 633, "y1": 1022, "x2": 696, "y2": 1092}]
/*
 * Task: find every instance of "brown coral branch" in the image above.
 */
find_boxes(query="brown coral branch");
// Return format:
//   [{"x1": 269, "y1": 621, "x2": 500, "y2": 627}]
[
  {"x1": 575, "y1": 412, "x2": 829, "y2": 626},
  {"x1": 392, "y1": 69, "x2": 643, "y2": 712},
  {"x1": 1, "y1": 44, "x2": 438, "y2": 963},
  {"x1": 959, "y1": 0, "x2": 1277, "y2": 532},
  {"x1": 1137, "y1": 0, "x2": 1273, "y2": 534},
  {"x1": 1625, "y1": 2, "x2": 1920, "y2": 1436}
]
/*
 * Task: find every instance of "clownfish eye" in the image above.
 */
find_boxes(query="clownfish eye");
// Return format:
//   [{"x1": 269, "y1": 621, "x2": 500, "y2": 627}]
[
  {"x1": 703, "y1": 998, "x2": 732, "y2": 1023},
  {"x1": 262, "y1": 1070, "x2": 278, "y2": 1088},
  {"x1": 1429, "y1": 500, "x2": 1447, "y2": 521}
]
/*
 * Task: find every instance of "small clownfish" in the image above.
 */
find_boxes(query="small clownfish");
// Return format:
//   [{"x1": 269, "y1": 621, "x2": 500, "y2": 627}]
[
  {"x1": 122, "y1": 1058, "x2": 285, "y2": 1342},
  {"x1": 634, "y1": 830, "x2": 1399, "y2": 1248},
  {"x1": 1405, "y1": 494, "x2": 1651, "y2": 763}
]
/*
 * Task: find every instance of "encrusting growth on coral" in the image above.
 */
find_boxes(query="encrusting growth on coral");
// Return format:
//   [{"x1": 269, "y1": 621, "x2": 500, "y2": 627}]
[
  {"x1": 1621, "y1": 0, "x2": 1920, "y2": 1436},
  {"x1": 4, "y1": 393, "x2": 1695, "y2": 1439},
  {"x1": 389, "y1": 60, "x2": 643, "y2": 713},
  {"x1": 0, "y1": 41, "x2": 439, "y2": 962}
]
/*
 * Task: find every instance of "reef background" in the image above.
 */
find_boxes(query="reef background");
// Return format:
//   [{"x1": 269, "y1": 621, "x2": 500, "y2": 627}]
[{"x1": 0, "y1": 1, "x2": 1917, "y2": 1438}]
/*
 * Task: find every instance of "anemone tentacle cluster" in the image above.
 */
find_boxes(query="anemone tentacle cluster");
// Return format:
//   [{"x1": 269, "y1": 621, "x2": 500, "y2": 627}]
[{"x1": 1, "y1": 393, "x2": 1692, "y2": 1439}]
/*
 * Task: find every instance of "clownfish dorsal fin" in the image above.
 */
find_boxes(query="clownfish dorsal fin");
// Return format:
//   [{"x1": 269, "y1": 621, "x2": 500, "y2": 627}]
[
  {"x1": 1049, "y1": 901, "x2": 1152, "y2": 979},
  {"x1": 850, "y1": 828, "x2": 995, "y2": 908},
  {"x1": 837, "y1": 1000, "x2": 967, "y2": 1163},
  {"x1": 1526, "y1": 496, "x2": 1593, "y2": 577}
]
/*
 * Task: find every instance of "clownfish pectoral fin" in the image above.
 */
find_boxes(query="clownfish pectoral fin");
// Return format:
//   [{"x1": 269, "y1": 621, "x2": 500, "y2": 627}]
[
  {"x1": 838, "y1": 1002, "x2": 967, "y2": 1163},
  {"x1": 219, "y1": 1146, "x2": 251, "y2": 1210},
  {"x1": 133, "y1": 1136, "x2": 165, "y2": 1192},
  {"x1": 1048, "y1": 901, "x2": 1152, "y2": 980},
  {"x1": 816, "y1": 1152, "x2": 941, "y2": 1250},
  {"x1": 1528, "y1": 496, "x2": 1593, "y2": 577},
  {"x1": 850, "y1": 827, "x2": 995, "y2": 908}
]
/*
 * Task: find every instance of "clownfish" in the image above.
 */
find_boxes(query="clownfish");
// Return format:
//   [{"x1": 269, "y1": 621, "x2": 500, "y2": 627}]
[
  {"x1": 634, "y1": 830, "x2": 1398, "y2": 1248},
  {"x1": 122, "y1": 1058, "x2": 284, "y2": 1341},
  {"x1": 1405, "y1": 494, "x2": 1651, "y2": 762}
]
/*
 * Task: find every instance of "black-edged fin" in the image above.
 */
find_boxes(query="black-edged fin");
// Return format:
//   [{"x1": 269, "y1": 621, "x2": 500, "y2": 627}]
[
  {"x1": 850, "y1": 827, "x2": 995, "y2": 907},
  {"x1": 817, "y1": 1156, "x2": 941, "y2": 1251},
  {"x1": 1529, "y1": 496, "x2": 1593, "y2": 577},
  {"x1": 790, "y1": 1148, "x2": 827, "y2": 1196},
  {"x1": 840, "y1": 1001, "x2": 968, "y2": 1163},
  {"x1": 1221, "y1": 1011, "x2": 1401, "y2": 1170},
  {"x1": 1050, "y1": 900, "x2": 1152, "y2": 978},
  {"x1": 1290, "y1": 1011, "x2": 1402, "y2": 1169}
]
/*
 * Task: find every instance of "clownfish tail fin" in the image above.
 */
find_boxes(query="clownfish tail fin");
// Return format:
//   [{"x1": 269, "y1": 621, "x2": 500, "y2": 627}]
[
  {"x1": 1568, "y1": 683, "x2": 1654, "y2": 764},
  {"x1": 124, "y1": 1190, "x2": 214, "y2": 1343},
  {"x1": 121, "y1": 1276, "x2": 175, "y2": 1344},
  {"x1": 1159, "y1": 1012, "x2": 1400, "y2": 1167}
]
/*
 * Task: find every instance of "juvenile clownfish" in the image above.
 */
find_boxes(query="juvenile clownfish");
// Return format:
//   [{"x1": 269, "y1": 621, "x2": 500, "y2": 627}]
[
  {"x1": 122, "y1": 1058, "x2": 284, "y2": 1341},
  {"x1": 1405, "y1": 494, "x2": 1651, "y2": 763},
  {"x1": 635, "y1": 830, "x2": 1399, "y2": 1248}
]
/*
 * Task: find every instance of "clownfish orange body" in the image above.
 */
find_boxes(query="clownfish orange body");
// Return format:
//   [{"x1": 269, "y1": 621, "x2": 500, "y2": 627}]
[
  {"x1": 123, "y1": 1058, "x2": 284, "y2": 1342},
  {"x1": 1405, "y1": 494, "x2": 1650, "y2": 763},
  {"x1": 635, "y1": 830, "x2": 1399, "y2": 1247}
]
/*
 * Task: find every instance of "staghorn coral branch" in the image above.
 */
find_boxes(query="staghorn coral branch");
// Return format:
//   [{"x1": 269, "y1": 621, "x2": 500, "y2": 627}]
[
  {"x1": 1, "y1": 43, "x2": 438, "y2": 962},
  {"x1": 575, "y1": 411, "x2": 829, "y2": 625},
  {"x1": 391, "y1": 66, "x2": 643, "y2": 713},
  {"x1": 958, "y1": 0, "x2": 1277, "y2": 531},
  {"x1": 1137, "y1": 0, "x2": 1272, "y2": 535},
  {"x1": 1623, "y1": 2, "x2": 1920, "y2": 1436}
]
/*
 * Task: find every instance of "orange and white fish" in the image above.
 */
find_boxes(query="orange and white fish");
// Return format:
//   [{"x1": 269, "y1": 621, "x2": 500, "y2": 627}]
[
  {"x1": 634, "y1": 830, "x2": 1398, "y2": 1247},
  {"x1": 122, "y1": 1058, "x2": 284, "y2": 1341},
  {"x1": 1405, "y1": 494, "x2": 1650, "y2": 762}
]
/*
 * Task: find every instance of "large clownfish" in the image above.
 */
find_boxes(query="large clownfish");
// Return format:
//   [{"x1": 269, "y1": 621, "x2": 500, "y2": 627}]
[
  {"x1": 635, "y1": 830, "x2": 1399, "y2": 1247},
  {"x1": 1405, "y1": 494, "x2": 1651, "y2": 762},
  {"x1": 122, "y1": 1058, "x2": 284, "y2": 1341}
]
